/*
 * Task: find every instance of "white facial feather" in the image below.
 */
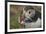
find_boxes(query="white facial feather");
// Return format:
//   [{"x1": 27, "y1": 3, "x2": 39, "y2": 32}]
[{"x1": 24, "y1": 9, "x2": 35, "y2": 19}]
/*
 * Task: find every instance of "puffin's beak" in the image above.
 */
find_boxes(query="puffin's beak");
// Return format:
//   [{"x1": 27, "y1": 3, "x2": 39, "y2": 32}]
[{"x1": 20, "y1": 16, "x2": 25, "y2": 22}]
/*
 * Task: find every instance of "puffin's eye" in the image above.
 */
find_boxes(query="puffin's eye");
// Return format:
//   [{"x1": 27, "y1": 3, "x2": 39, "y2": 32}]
[{"x1": 29, "y1": 11, "x2": 31, "y2": 14}]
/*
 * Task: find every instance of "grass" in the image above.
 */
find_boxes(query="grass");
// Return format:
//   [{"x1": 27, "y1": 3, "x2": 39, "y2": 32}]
[{"x1": 10, "y1": 11, "x2": 24, "y2": 29}]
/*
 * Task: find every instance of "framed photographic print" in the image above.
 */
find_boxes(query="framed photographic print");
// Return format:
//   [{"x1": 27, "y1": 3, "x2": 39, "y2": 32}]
[{"x1": 5, "y1": 0, "x2": 45, "y2": 33}]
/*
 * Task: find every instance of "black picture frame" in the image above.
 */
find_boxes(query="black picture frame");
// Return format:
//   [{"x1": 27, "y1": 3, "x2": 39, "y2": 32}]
[{"x1": 5, "y1": 0, "x2": 45, "y2": 34}]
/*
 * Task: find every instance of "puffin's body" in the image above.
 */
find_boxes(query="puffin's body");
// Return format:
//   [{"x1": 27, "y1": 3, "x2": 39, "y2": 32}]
[{"x1": 19, "y1": 6, "x2": 41, "y2": 28}]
